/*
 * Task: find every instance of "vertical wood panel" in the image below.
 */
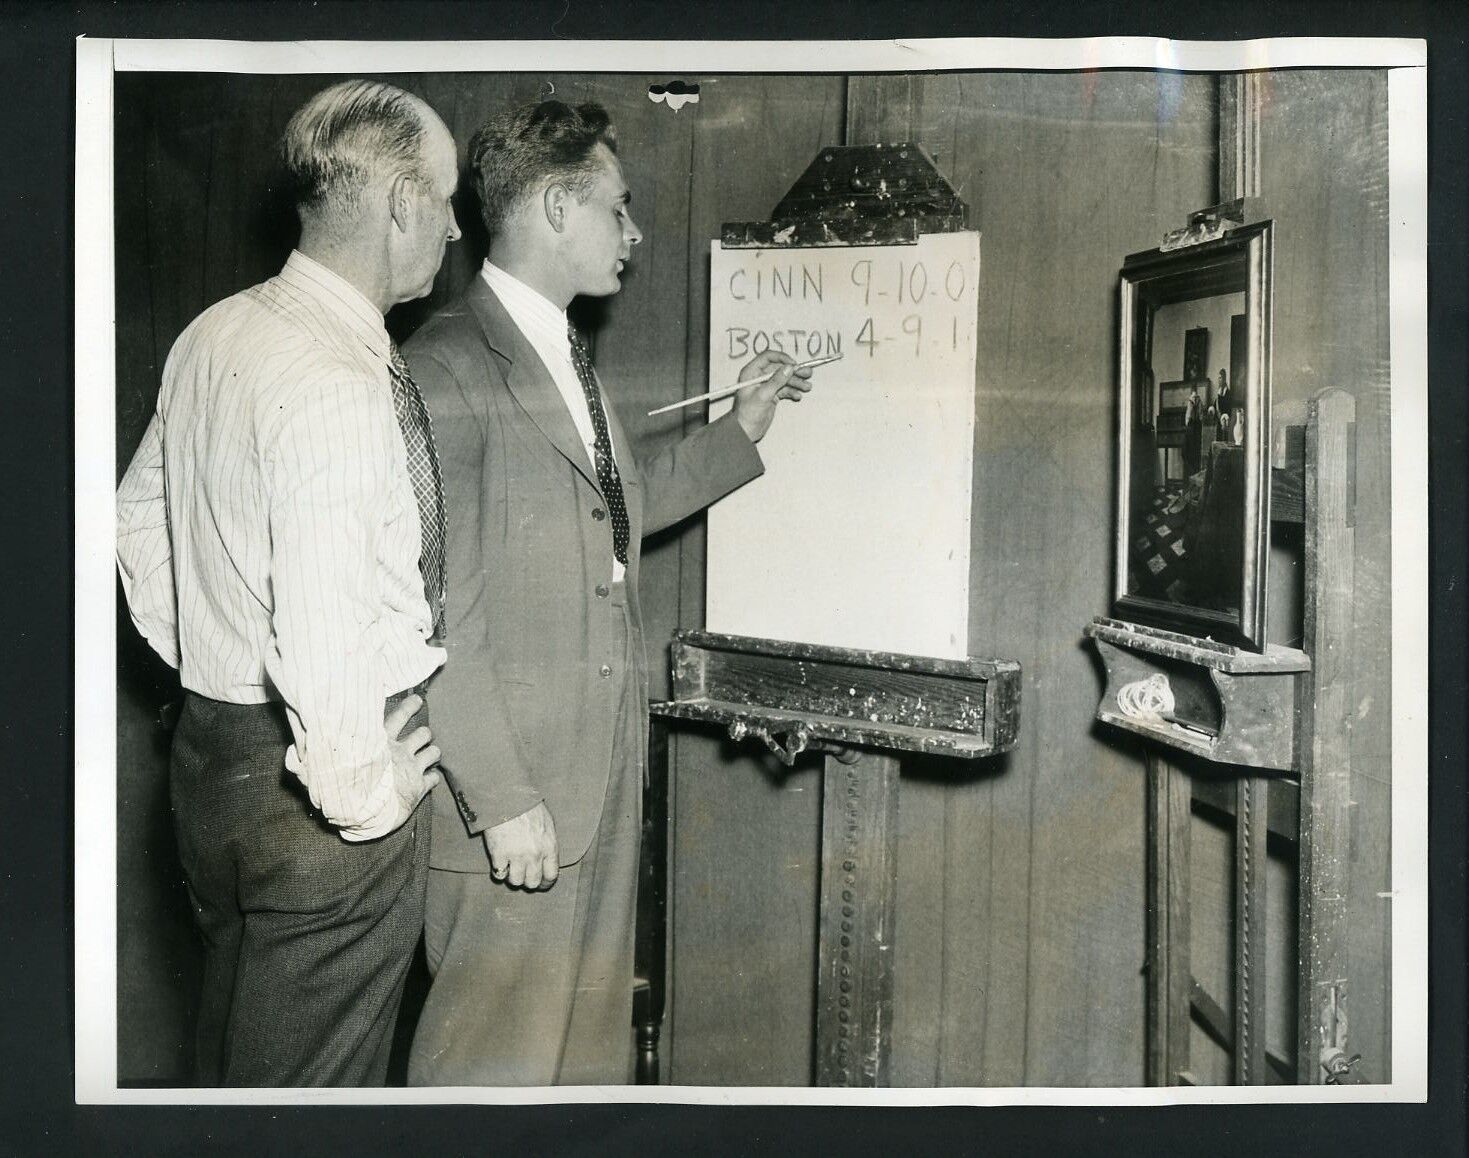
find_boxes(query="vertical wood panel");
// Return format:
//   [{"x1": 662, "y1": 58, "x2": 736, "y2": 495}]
[
  {"x1": 1219, "y1": 74, "x2": 1262, "y2": 200},
  {"x1": 1257, "y1": 72, "x2": 1391, "y2": 1079},
  {"x1": 115, "y1": 73, "x2": 209, "y2": 1084},
  {"x1": 141, "y1": 78, "x2": 213, "y2": 388},
  {"x1": 113, "y1": 77, "x2": 158, "y2": 471},
  {"x1": 839, "y1": 70, "x2": 955, "y2": 1089},
  {"x1": 1264, "y1": 839, "x2": 1299, "y2": 1075},
  {"x1": 902, "y1": 71, "x2": 1216, "y2": 1086},
  {"x1": 665, "y1": 74, "x2": 846, "y2": 1085}
]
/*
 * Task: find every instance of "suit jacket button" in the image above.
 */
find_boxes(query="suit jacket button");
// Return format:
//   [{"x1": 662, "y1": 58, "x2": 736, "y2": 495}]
[
  {"x1": 595, "y1": 583, "x2": 609, "y2": 598},
  {"x1": 599, "y1": 664, "x2": 613, "y2": 678},
  {"x1": 592, "y1": 507, "x2": 607, "y2": 521}
]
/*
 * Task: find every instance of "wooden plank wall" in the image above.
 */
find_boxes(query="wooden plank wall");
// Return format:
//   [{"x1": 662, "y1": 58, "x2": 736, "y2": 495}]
[
  {"x1": 667, "y1": 70, "x2": 1217, "y2": 1086},
  {"x1": 656, "y1": 76, "x2": 848, "y2": 1085},
  {"x1": 113, "y1": 68, "x2": 1392, "y2": 1088},
  {"x1": 1255, "y1": 71, "x2": 1393, "y2": 1079}
]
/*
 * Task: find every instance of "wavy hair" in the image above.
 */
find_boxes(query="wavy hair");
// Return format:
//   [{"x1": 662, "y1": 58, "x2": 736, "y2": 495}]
[{"x1": 468, "y1": 100, "x2": 617, "y2": 241}]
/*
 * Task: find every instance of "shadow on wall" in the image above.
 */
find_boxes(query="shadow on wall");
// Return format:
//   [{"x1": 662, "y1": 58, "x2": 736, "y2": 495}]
[{"x1": 115, "y1": 583, "x2": 199, "y2": 1085}]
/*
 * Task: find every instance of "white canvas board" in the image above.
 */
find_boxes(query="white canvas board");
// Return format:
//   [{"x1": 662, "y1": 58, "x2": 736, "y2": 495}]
[{"x1": 705, "y1": 231, "x2": 980, "y2": 660}]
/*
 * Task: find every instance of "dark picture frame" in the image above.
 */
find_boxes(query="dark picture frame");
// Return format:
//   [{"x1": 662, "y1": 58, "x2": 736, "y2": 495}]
[
  {"x1": 1115, "y1": 220, "x2": 1274, "y2": 649},
  {"x1": 1183, "y1": 325, "x2": 1210, "y2": 381}
]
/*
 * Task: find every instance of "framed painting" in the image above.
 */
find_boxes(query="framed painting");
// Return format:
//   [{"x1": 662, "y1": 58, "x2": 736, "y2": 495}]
[{"x1": 1115, "y1": 220, "x2": 1274, "y2": 649}]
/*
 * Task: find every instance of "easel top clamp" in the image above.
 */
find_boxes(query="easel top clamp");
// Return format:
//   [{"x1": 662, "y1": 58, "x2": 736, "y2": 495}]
[{"x1": 720, "y1": 141, "x2": 968, "y2": 249}]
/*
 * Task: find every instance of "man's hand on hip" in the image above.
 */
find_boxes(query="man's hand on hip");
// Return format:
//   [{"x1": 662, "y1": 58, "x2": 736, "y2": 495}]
[
  {"x1": 484, "y1": 801, "x2": 560, "y2": 890},
  {"x1": 386, "y1": 692, "x2": 441, "y2": 814}
]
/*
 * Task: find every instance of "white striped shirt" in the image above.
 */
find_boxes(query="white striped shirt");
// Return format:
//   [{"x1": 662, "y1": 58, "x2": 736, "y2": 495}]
[
  {"x1": 479, "y1": 259, "x2": 625, "y2": 581},
  {"x1": 117, "y1": 250, "x2": 445, "y2": 840}
]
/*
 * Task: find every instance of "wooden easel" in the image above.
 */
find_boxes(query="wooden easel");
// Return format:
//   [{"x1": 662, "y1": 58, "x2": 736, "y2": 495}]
[
  {"x1": 1086, "y1": 387, "x2": 1358, "y2": 1084},
  {"x1": 1092, "y1": 76, "x2": 1363, "y2": 1085},
  {"x1": 651, "y1": 632, "x2": 1020, "y2": 1085},
  {"x1": 632, "y1": 143, "x2": 1019, "y2": 1087}
]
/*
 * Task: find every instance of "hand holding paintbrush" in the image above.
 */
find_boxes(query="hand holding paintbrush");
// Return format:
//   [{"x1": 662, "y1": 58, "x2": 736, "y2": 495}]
[{"x1": 647, "y1": 353, "x2": 842, "y2": 417}]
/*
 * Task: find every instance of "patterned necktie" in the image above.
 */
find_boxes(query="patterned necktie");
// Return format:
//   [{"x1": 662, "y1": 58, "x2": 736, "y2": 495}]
[
  {"x1": 387, "y1": 341, "x2": 447, "y2": 638},
  {"x1": 567, "y1": 325, "x2": 630, "y2": 566}
]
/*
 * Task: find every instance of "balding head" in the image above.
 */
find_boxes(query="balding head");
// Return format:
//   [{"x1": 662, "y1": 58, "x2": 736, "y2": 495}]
[
  {"x1": 281, "y1": 79, "x2": 441, "y2": 230},
  {"x1": 279, "y1": 79, "x2": 461, "y2": 309}
]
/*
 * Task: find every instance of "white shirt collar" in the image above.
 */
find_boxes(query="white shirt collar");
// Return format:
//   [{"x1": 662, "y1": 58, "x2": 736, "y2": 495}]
[
  {"x1": 480, "y1": 259, "x2": 571, "y2": 354},
  {"x1": 478, "y1": 260, "x2": 624, "y2": 581},
  {"x1": 280, "y1": 250, "x2": 391, "y2": 360}
]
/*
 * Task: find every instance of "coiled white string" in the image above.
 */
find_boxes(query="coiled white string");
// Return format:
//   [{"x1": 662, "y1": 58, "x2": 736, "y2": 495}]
[{"x1": 1116, "y1": 673, "x2": 1176, "y2": 721}]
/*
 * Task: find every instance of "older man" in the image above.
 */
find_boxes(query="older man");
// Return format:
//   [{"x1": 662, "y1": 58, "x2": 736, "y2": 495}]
[
  {"x1": 116, "y1": 80, "x2": 460, "y2": 1086},
  {"x1": 404, "y1": 100, "x2": 811, "y2": 1086}
]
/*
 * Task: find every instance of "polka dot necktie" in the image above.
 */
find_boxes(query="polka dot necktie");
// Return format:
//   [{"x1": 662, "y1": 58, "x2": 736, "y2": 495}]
[
  {"x1": 568, "y1": 324, "x2": 630, "y2": 566},
  {"x1": 387, "y1": 341, "x2": 447, "y2": 638}
]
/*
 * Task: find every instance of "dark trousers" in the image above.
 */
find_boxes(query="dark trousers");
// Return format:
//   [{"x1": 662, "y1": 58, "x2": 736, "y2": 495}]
[{"x1": 170, "y1": 690, "x2": 431, "y2": 1087}]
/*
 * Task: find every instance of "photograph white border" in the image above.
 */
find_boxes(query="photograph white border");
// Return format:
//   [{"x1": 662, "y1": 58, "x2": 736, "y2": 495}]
[{"x1": 74, "y1": 34, "x2": 1429, "y2": 1106}]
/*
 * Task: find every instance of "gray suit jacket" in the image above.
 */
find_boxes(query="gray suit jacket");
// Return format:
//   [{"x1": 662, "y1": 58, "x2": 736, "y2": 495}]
[{"x1": 405, "y1": 277, "x2": 763, "y2": 869}]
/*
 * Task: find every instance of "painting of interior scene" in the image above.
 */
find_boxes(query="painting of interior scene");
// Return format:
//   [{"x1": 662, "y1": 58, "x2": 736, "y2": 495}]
[{"x1": 1128, "y1": 293, "x2": 1249, "y2": 616}]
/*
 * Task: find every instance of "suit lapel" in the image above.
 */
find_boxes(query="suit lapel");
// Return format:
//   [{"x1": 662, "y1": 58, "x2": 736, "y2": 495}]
[{"x1": 465, "y1": 277, "x2": 602, "y2": 495}]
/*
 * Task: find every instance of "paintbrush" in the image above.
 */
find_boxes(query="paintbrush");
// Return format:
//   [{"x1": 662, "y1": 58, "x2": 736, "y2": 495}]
[{"x1": 646, "y1": 353, "x2": 843, "y2": 417}]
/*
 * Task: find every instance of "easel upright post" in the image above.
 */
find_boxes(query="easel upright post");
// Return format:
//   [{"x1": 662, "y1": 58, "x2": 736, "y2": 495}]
[
  {"x1": 1296, "y1": 388, "x2": 1357, "y2": 1083},
  {"x1": 1233, "y1": 774, "x2": 1270, "y2": 1083},
  {"x1": 814, "y1": 750, "x2": 900, "y2": 1087},
  {"x1": 653, "y1": 631, "x2": 1020, "y2": 1087},
  {"x1": 1145, "y1": 752, "x2": 1194, "y2": 1085}
]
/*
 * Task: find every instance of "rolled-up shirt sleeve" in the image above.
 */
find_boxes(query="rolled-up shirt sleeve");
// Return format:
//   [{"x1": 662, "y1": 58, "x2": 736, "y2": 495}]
[
  {"x1": 261, "y1": 371, "x2": 405, "y2": 840},
  {"x1": 116, "y1": 412, "x2": 182, "y2": 669}
]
